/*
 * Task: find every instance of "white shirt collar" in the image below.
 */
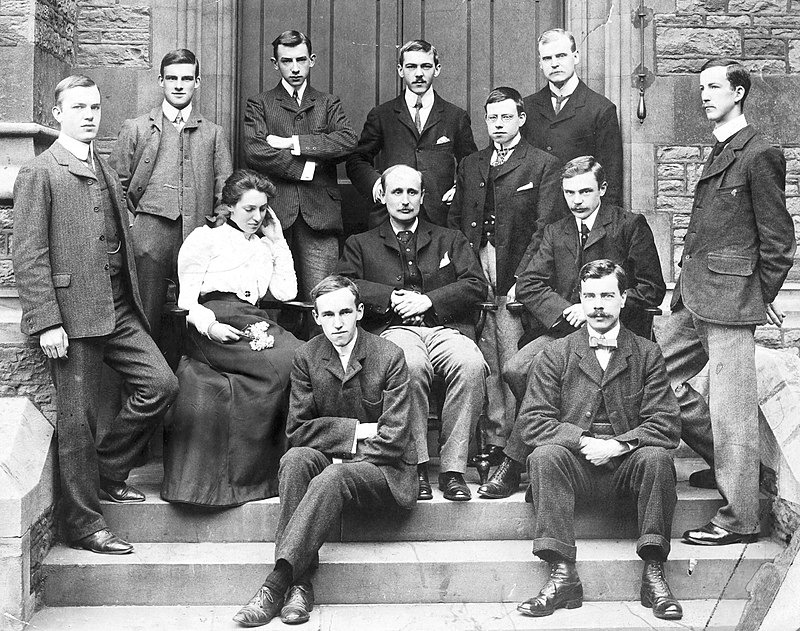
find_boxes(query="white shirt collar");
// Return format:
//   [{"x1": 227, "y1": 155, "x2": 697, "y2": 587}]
[
  {"x1": 493, "y1": 133, "x2": 522, "y2": 152},
  {"x1": 713, "y1": 114, "x2": 747, "y2": 143},
  {"x1": 550, "y1": 73, "x2": 579, "y2": 97},
  {"x1": 587, "y1": 321, "x2": 620, "y2": 342},
  {"x1": 576, "y1": 202, "x2": 601, "y2": 232},
  {"x1": 162, "y1": 100, "x2": 192, "y2": 124},
  {"x1": 282, "y1": 79, "x2": 307, "y2": 102},
  {"x1": 335, "y1": 330, "x2": 359, "y2": 371},
  {"x1": 404, "y1": 87, "x2": 434, "y2": 111},
  {"x1": 390, "y1": 218, "x2": 419, "y2": 234},
  {"x1": 57, "y1": 132, "x2": 92, "y2": 162}
]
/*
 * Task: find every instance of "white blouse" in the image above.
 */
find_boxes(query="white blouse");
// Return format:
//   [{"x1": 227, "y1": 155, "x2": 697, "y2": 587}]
[{"x1": 178, "y1": 223, "x2": 298, "y2": 335}]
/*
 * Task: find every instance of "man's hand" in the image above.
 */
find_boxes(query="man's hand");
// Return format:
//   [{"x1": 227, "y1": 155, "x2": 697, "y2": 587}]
[
  {"x1": 506, "y1": 283, "x2": 517, "y2": 302},
  {"x1": 766, "y1": 302, "x2": 786, "y2": 327},
  {"x1": 40, "y1": 326, "x2": 69, "y2": 359},
  {"x1": 391, "y1": 289, "x2": 433, "y2": 319},
  {"x1": 356, "y1": 423, "x2": 379, "y2": 440},
  {"x1": 579, "y1": 436, "x2": 627, "y2": 466},
  {"x1": 267, "y1": 134, "x2": 294, "y2": 150},
  {"x1": 441, "y1": 184, "x2": 456, "y2": 205},
  {"x1": 208, "y1": 322, "x2": 242, "y2": 344},
  {"x1": 562, "y1": 303, "x2": 586, "y2": 328}
]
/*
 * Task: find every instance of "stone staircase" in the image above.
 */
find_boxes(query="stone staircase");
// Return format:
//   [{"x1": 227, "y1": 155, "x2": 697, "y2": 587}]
[{"x1": 30, "y1": 455, "x2": 782, "y2": 631}]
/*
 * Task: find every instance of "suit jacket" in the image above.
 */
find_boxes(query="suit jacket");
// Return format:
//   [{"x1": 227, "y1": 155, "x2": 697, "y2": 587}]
[
  {"x1": 516, "y1": 204, "x2": 666, "y2": 342},
  {"x1": 517, "y1": 326, "x2": 680, "y2": 454},
  {"x1": 13, "y1": 141, "x2": 146, "y2": 337},
  {"x1": 109, "y1": 106, "x2": 233, "y2": 240},
  {"x1": 336, "y1": 219, "x2": 488, "y2": 338},
  {"x1": 346, "y1": 92, "x2": 478, "y2": 226},
  {"x1": 243, "y1": 83, "x2": 357, "y2": 233},
  {"x1": 448, "y1": 139, "x2": 563, "y2": 295},
  {"x1": 522, "y1": 80, "x2": 623, "y2": 207},
  {"x1": 674, "y1": 126, "x2": 796, "y2": 325},
  {"x1": 288, "y1": 329, "x2": 417, "y2": 509}
]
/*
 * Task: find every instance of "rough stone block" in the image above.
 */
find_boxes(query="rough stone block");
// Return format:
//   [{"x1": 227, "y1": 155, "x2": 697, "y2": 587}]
[
  {"x1": 773, "y1": 28, "x2": 800, "y2": 38},
  {"x1": 754, "y1": 16, "x2": 800, "y2": 27},
  {"x1": 79, "y1": 6, "x2": 150, "y2": 30},
  {"x1": 744, "y1": 38, "x2": 786, "y2": 56},
  {"x1": 658, "y1": 58, "x2": 708, "y2": 74},
  {"x1": 657, "y1": 163, "x2": 685, "y2": 179},
  {"x1": 729, "y1": 0, "x2": 788, "y2": 11},
  {"x1": 707, "y1": 15, "x2": 752, "y2": 27},
  {"x1": 672, "y1": 213, "x2": 691, "y2": 229},
  {"x1": 787, "y1": 197, "x2": 800, "y2": 215},
  {"x1": 791, "y1": 40, "x2": 800, "y2": 72},
  {"x1": 655, "y1": 13, "x2": 706, "y2": 26},
  {"x1": 743, "y1": 58, "x2": 788, "y2": 73},
  {"x1": 656, "y1": 195, "x2": 693, "y2": 212},
  {"x1": 657, "y1": 179, "x2": 685, "y2": 195},
  {"x1": 676, "y1": 0, "x2": 727, "y2": 12},
  {"x1": 657, "y1": 145, "x2": 701, "y2": 161},
  {"x1": 686, "y1": 162, "x2": 705, "y2": 190},
  {"x1": 76, "y1": 43, "x2": 149, "y2": 68},
  {"x1": 656, "y1": 27, "x2": 740, "y2": 57}
]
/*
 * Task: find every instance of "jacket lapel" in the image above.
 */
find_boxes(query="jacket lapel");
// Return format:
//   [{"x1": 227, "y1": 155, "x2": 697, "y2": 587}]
[
  {"x1": 393, "y1": 94, "x2": 419, "y2": 138},
  {"x1": 477, "y1": 146, "x2": 493, "y2": 183},
  {"x1": 379, "y1": 221, "x2": 401, "y2": 254},
  {"x1": 532, "y1": 86, "x2": 556, "y2": 122},
  {"x1": 561, "y1": 218, "x2": 580, "y2": 262},
  {"x1": 584, "y1": 205, "x2": 611, "y2": 250},
  {"x1": 699, "y1": 126, "x2": 756, "y2": 181},
  {"x1": 415, "y1": 220, "x2": 433, "y2": 253},
  {"x1": 553, "y1": 80, "x2": 587, "y2": 123},
  {"x1": 493, "y1": 139, "x2": 526, "y2": 179},
  {"x1": 420, "y1": 93, "x2": 443, "y2": 138},
  {"x1": 576, "y1": 331, "x2": 604, "y2": 386},
  {"x1": 602, "y1": 328, "x2": 633, "y2": 385},
  {"x1": 51, "y1": 141, "x2": 96, "y2": 180},
  {"x1": 322, "y1": 342, "x2": 347, "y2": 382}
]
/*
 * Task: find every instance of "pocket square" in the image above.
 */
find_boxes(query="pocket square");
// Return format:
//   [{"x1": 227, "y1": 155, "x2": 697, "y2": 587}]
[
  {"x1": 436, "y1": 135, "x2": 451, "y2": 145},
  {"x1": 439, "y1": 252, "x2": 451, "y2": 268},
  {"x1": 516, "y1": 182, "x2": 534, "y2": 192}
]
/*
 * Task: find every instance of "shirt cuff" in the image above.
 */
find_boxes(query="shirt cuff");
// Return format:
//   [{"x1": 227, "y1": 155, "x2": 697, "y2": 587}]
[
  {"x1": 290, "y1": 135, "x2": 301, "y2": 156},
  {"x1": 300, "y1": 161, "x2": 316, "y2": 181}
]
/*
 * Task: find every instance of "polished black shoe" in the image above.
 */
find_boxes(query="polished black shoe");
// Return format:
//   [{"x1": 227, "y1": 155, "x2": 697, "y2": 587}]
[
  {"x1": 688, "y1": 468, "x2": 717, "y2": 489},
  {"x1": 517, "y1": 560, "x2": 583, "y2": 617},
  {"x1": 477, "y1": 456, "x2": 521, "y2": 499},
  {"x1": 640, "y1": 560, "x2": 683, "y2": 620},
  {"x1": 99, "y1": 478, "x2": 146, "y2": 504},
  {"x1": 280, "y1": 583, "x2": 314, "y2": 625},
  {"x1": 70, "y1": 528, "x2": 133, "y2": 555},
  {"x1": 682, "y1": 522, "x2": 759, "y2": 546},
  {"x1": 438, "y1": 471, "x2": 471, "y2": 501},
  {"x1": 233, "y1": 584, "x2": 284, "y2": 627},
  {"x1": 417, "y1": 464, "x2": 433, "y2": 501},
  {"x1": 469, "y1": 444, "x2": 505, "y2": 468}
]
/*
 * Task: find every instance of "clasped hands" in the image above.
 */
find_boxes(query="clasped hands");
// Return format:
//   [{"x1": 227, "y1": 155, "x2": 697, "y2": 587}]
[
  {"x1": 391, "y1": 289, "x2": 432, "y2": 325},
  {"x1": 578, "y1": 435, "x2": 628, "y2": 467}
]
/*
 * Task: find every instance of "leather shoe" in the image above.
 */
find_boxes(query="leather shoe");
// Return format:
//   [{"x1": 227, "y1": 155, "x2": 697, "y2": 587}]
[
  {"x1": 438, "y1": 471, "x2": 471, "y2": 501},
  {"x1": 99, "y1": 478, "x2": 146, "y2": 504},
  {"x1": 70, "y1": 528, "x2": 133, "y2": 555},
  {"x1": 469, "y1": 444, "x2": 505, "y2": 468},
  {"x1": 280, "y1": 583, "x2": 314, "y2": 624},
  {"x1": 517, "y1": 560, "x2": 583, "y2": 617},
  {"x1": 233, "y1": 584, "x2": 284, "y2": 627},
  {"x1": 683, "y1": 522, "x2": 759, "y2": 546},
  {"x1": 417, "y1": 464, "x2": 433, "y2": 501},
  {"x1": 478, "y1": 456, "x2": 521, "y2": 499},
  {"x1": 640, "y1": 560, "x2": 682, "y2": 620},
  {"x1": 688, "y1": 468, "x2": 717, "y2": 489}
]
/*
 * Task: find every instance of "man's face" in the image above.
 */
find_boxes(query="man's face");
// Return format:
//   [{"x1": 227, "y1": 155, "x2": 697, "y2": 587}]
[
  {"x1": 580, "y1": 273, "x2": 626, "y2": 335},
  {"x1": 53, "y1": 85, "x2": 101, "y2": 143},
  {"x1": 159, "y1": 63, "x2": 199, "y2": 110},
  {"x1": 699, "y1": 65, "x2": 744, "y2": 126},
  {"x1": 398, "y1": 50, "x2": 440, "y2": 95},
  {"x1": 272, "y1": 43, "x2": 315, "y2": 87},
  {"x1": 381, "y1": 167, "x2": 424, "y2": 228},
  {"x1": 538, "y1": 35, "x2": 579, "y2": 88},
  {"x1": 562, "y1": 171, "x2": 607, "y2": 220},
  {"x1": 313, "y1": 287, "x2": 364, "y2": 348},
  {"x1": 485, "y1": 99, "x2": 525, "y2": 146}
]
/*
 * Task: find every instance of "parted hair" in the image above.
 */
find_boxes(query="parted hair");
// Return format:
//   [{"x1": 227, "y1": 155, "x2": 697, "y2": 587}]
[
  {"x1": 700, "y1": 58, "x2": 751, "y2": 111},
  {"x1": 272, "y1": 30, "x2": 313, "y2": 58},
  {"x1": 398, "y1": 39, "x2": 440, "y2": 66},
  {"x1": 311, "y1": 275, "x2": 362, "y2": 308},
  {"x1": 485, "y1": 87, "x2": 525, "y2": 115},
  {"x1": 538, "y1": 28, "x2": 577, "y2": 52},
  {"x1": 211, "y1": 169, "x2": 277, "y2": 224},
  {"x1": 160, "y1": 49, "x2": 199, "y2": 78},
  {"x1": 54, "y1": 75, "x2": 97, "y2": 107},
  {"x1": 579, "y1": 259, "x2": 627, "y2": 294},
  {"x1": 561, "y1": 156, "x2": 606, "y2": 188}
]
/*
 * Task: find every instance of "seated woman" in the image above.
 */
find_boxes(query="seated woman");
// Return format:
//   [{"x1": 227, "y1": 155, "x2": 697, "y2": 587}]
[{"x1": 162, "y1": 169, "x2": 302, "y2": 507}]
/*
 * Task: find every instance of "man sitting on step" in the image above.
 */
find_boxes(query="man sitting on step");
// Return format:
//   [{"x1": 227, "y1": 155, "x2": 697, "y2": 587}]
[
  {"x1": 233, "y1": 275, "x2": 417, "y2": 627},
  {"x1": 515, "y1": 260, "x2": 682, "y2": 621}
]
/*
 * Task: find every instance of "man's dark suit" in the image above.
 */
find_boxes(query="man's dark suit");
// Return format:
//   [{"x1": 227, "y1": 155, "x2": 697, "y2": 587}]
[
  {"x1": 13, "y1": 141, "x2": 178, "y2": 541},
  {"x1": 519, "y1": 326, "x2": 680, "y2": 561},
  {"x1": 522, "y1": 80, "x2": 623, "y2": 207},
  {"x1": 346, "y1": 92, "x2": 478, "y2": 227},
  {"x1": 274, "y1": 329, "x2": 416, "y2": 579},
  {"x1": 448, "y1": 139, "x2": 563, "y2": 296},
  {"x1": 660, "y1": 125, "x2": 796, "y2": 536}
]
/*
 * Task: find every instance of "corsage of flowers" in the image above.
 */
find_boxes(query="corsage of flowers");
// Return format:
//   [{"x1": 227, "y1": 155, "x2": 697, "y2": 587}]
[{"x1": 242, "y1": 321, "x2": 275, "y2": 351}]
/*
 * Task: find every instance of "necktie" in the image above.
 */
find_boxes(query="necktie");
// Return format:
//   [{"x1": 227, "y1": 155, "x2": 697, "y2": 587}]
[
  {"x1": 710, "y1": 140, "x2": 727, "y2": 160},
  {"x1": 173, "y1": 111, "x2": 184, "y2": 131},
  {"x1": 414, "y1": 95, "x2": 423, "y2": 133},
  {"x1": 580, "y1": 222, "x2": 590, "y2": 247},
  {"x1": 293, "y1": 89, "x2": 301, "y2": 106},
  {"x1": 552, "y1": 92, "x2": 567, "y2": 114},
  {"x1": 396, "y1": 230, "x2": 413, "y2": 245},
  {"x1": 492, "y1": 146, "x2": 510, "y2": 167},
  {"x1": 589, "y1": 336, "x2": 617, "y2": 349}
]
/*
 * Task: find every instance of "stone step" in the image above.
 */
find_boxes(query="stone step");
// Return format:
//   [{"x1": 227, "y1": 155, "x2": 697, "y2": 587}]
[
  {"x1": 42, "y1": 538, "x2": 781, "y2": 607},
  {"x1": 103, "y1": 459, "x2": 765, "y2": 543},
  {"x1": 29, "y1": 600, "x2": 748, "y2": 631}
]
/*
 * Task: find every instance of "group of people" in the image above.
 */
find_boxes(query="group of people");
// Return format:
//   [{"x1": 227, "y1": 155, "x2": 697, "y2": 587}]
[{"x1": 11, "y1": 22, "x2": 796, "y2": 629}]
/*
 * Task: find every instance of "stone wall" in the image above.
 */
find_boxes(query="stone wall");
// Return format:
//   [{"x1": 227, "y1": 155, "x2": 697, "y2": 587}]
[{"x1": 75, "y1": 2, "x2": 151, "y2": 69}]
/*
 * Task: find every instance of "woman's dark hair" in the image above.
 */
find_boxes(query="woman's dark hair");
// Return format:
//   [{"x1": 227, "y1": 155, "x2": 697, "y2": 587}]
[{"x1": 212, "y1": 169, "x2": 277, "y2": 223}]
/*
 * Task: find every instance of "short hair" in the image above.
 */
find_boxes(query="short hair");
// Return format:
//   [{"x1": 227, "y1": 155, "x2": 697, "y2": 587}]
[
  {"x1": 579, "y1": 259, "x2": 627, "y2": 294},
  {"x1": 219, "y1": 169, "x2": 277, "y2": 208},
  {"x1": 485, "y1": 86, "x2": 525, "y2": 116},
  {"x1": 54, "y1": 75, "x2": 97, "y2": 107},
  {"x1": 398, "y1": 39, "x2": 440, "y2": 67},
  {"x1": 700, "y1": 58, "x2": 751, "y2": 111},
  {"x1": 311, "y1": 275, "x2": 361, "y2": 308},
  {"x1": 561, "y1": 156, "x2": 606, "y2": 188},
  {"x1": 160, "y1": 49, "x2": 200, "y2": 78},
  {"x1": 272, "y1": 30, "x2": 313, "y2": 59},
  {"x1": 538, "y1": 28, "x2": 577, "y2": 52},
  {"x1": 380, "y1": 164, "x2": 425, "y2": 192}
]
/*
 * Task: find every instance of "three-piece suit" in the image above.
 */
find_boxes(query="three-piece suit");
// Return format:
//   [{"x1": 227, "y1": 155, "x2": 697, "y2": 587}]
[{"x1": 346, "y1": 91, "x2": 477, "y2": 227}]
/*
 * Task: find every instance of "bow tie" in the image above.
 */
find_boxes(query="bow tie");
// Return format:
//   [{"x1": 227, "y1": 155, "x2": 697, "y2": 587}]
[{"x1": 589, "y1": 336, "x2": 617, "y2": 349}]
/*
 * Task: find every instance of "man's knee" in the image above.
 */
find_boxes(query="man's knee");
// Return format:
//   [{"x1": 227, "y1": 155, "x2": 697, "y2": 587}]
[
  {"x1": 280, "y1": 446, "x2": 323, "y2": 477},
  {"x1": 631, "y1": 446, "x2": 675, "y2": 476},
  {"x1": 150, "y1": 368, "x2": 179, "y2": 404},
  {"x1": 528, "y1": 444, "x2": 572, "y2": 473},
  {"x1": 398, "y1": 345, "x2": 433, "y2": 384}
]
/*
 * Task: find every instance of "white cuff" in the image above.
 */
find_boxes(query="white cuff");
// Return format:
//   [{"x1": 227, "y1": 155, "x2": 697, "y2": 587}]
[
  {"x1": 290, "y1": 135, "x2": 301, "y2": 156},
  {"x1": 300, "y1": 161, "x2": 316, "y2": 181}
]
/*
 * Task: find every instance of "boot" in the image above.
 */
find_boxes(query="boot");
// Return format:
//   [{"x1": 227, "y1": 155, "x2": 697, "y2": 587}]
[
  {"x1": 640, "y1": 560, "x2": 683, "y2": 620},
  {"x1": 477, "y1": 456, "x2": 521, "y2": 499},
  {"x1": 517, "y1": 560, "x2": 583, "y2": 617}
]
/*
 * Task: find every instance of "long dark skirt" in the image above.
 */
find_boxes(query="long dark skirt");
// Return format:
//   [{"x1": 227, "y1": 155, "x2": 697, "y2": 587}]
[{"x1": 161, "y1": 299, "x2": 302, "y2": 506}]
